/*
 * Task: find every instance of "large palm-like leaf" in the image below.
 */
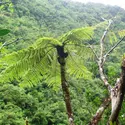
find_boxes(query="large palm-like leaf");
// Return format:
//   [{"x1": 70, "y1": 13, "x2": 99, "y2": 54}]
[{"x1": 0, "y1": 27, "x2": 94, "y2": 88}]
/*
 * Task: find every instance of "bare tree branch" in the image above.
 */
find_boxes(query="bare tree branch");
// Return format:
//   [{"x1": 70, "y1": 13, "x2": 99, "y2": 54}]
[
  {"x1": 100, "y1": 20, "x2": 112, "y2": 59},
  {"x1": 98, "y1": 20, "x2": 112, "y2": 92},
  {"x1": 89, "y1": 19, "x2": 125, "y2": 125},
  {"x1": 88, "y1": 44, "x2": 99, "y2": 60},
  {"x1": 88, "y1": 97, "x2": 111, "y2": 125},
  {"x1": 89, "y1": 20, "x2": 112, "y2": 125},
  {"x1": 103, "y1": 36, "x2": 125, "y2": 63}
]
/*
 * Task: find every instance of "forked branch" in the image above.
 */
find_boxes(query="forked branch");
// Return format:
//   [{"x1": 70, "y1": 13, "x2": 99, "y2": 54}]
[
  {"x1": 90, "y1": 19, "x2": 125, "y2": 125},
  {"x1": 88, "y1": 97, "x2": 111, "y2": 125}
]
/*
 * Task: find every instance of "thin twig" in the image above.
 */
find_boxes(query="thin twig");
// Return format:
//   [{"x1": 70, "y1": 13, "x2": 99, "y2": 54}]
[
  {"x1": 100, "y1": 20, "x2": 112, "y2": 60},
  {"x1": 0, "y1": 38, "x2": 23, "y2": 50},
  {"x1": 88, "y1": 44, "x2": 99, "y2": 60},
  {"x1": 103, "y1": 36, "x2": 125, "y2": 63}
]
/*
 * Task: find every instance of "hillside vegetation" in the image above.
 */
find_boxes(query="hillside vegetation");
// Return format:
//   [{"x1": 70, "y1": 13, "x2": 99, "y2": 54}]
[{"x1": 0, "y1": 0, "x2": 125, "y2": 124}]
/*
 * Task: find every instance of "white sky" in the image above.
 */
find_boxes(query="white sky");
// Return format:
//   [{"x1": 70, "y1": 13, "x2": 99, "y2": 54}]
[{"x1": 71, "y1": 0, "x2": 125, "y2": 9}]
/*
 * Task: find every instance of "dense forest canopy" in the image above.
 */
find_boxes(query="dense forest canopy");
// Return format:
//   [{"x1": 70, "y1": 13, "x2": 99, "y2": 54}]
[{"x1": 1, "y1": 0, "x2": 125, "y2": 125}]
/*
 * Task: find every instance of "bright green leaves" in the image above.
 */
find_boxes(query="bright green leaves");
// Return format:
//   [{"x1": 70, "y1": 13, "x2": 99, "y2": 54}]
[
  {"x1": 0, "y1": 29, "x2": 10, "y2": 36},
  {"x1": 35, "y1": 37, "x2": 62, "y2": 48},
  {"x1": 94, "y1": 21, "x2": 108, "y2": 29},
  {"x1": 118, "y1": 30, "x2": 125, "y2": 38},
  {"x1": 0, "y1": 0, "x2": 13, "y2": 13},
  {"x1": 67, "y1": 54, "x2": 92, "y2": 79},
  {"x1": 108, "y1": 32, "x2": 118, "y2": 44},
  {"x1": 0, "y1": 26, "x2": 95, "y2": 88},
  {"x1": 0, "y1": 44, "x2": 54, "y2": 86},
  {"x1": 109, "y1": 121, "x2": 117, "y2": 125},
  {"x1": 8, "y1": 3, "x2": 14, "y2": 13},
  {"x1": 59, "y1": 27, "x2": 94, "y2": 45}
]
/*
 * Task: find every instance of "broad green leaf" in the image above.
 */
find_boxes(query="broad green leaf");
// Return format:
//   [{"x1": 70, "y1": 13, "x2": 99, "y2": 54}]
[{"x1": 0, "y1": 29, "x2": 10, "y2": 36}]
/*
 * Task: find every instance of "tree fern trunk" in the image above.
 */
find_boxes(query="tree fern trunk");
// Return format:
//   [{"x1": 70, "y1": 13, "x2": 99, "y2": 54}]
[
  {"x1": 56, "y1": 45, "x2": 74, "y2": 125},
  {"x1": 60, "y1": 57, "x2": 74, "y2": 125}
]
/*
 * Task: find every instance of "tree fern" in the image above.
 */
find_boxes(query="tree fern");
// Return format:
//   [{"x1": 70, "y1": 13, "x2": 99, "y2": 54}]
[{"x1": 0, "y1": 26, "x2": 95, "y2": 87}]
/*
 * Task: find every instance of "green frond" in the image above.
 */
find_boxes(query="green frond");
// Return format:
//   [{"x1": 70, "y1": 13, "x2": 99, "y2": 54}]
[
  {"x1": 59, "y1": 27, "x2": 94, "y2": 44},
  {"x1": 34, "y1": 37, "x2": 62, "y2": 47},
  {"x1": 43, "y1": 52, "x2": 61, "y2": 90},
  {"x1": 108, "y1": 32, "x2": 117, "y2": 44},
  {"x1": 66, "y1": 44, "x2": 93, "y2": 61},
  {"x1": 19, "y1": 63, "x2": 44, "y2": 87},
  {"x1": 0, "y1": 36, "x2": 61, "y2": 67},
  {"x1": 0, "y1": 39, "x2": 56, "y2": 84},
  {"x1": 0, "y1": 49, "x2": 50, "y2": 84},
  {"x1": 20, "y1": 50, "x2": 61, "y2": 89},
  {"x1": 0, "y1": 32, "x2": 93, "y2": 89},
  {"x1": 67, "y1": 52, "x2": 92, "y2": 79},
  {"x1": 94, "y1": 21, "x2": 108, "y2": 29}
]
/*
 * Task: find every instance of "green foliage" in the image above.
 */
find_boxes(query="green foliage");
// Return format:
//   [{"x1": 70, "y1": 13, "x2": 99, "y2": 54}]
[
  {"x1": 109, "y1": 121, "x2": 117, "y2": 125},
  {"x1": 1, "y1": 0, "x2": 125, "y2": 124},
  {"x1": 0, "y1": 103, "x2": 24, "y2": 125},
  {"x1": 118, "y1": 29, "x2": 125, "y2": 37},
  {"x1": 0, "y1": 78, "x2": 106, "y2": 125},
  {"x1": 59, "y1": 27, "x2": 94, "y2": 43},
  {"x1": 0, "y1": 29, "x2": 10, "y2": 36},
  {"x1": 0, "y1": 26, "x2": 94, "y2": 88},
  {"x1": 1, "y1": 0, "x2": 125, "y2": 52}
]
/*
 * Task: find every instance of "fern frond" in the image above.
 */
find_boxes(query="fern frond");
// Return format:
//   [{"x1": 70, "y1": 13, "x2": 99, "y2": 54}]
[
  {"x1": 0, "y1": 48, "x2": 52, "y2": 84},
  {"x1": 20, "y1": 50, "x2": 61, "y2": 89},
  {"x1": 19, "y1": 62, "x2": 45, "y2": 87},
  {"x1": 0, "y1": 38, "x2": 59, "y2": 84},
  {"x1": 67, "y1": 51, "x2": 92, "y2": 79},
  {"x1": 34, "y1": 37, "x2": 62, "y2": 47},
  {"x1": 59, "y1": 27, "x2": 94, "y2": 45},
  {"x1": 94, "y1": 21, "x2": 108, "y2": 29},
  {"x1": 44, "y1": 51, "x2": 61, "y2": 90},
  {"x1": 108, "y1": 32, "x2": 118, "y2": 44},
  {"x1": 0, "y1": 30, "x2": 94, "y2": 89}
]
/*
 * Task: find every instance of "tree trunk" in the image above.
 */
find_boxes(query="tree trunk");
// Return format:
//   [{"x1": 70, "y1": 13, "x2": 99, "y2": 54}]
[
  {"x1": 108, "y1": 59, "x2": 125, "y2": 125},
  {"x1": 56, "y1": 45, "x2": 74, "y2": 125},
  {"x1": 60, "y1": 58, "x2": 74, "y2": 125}
]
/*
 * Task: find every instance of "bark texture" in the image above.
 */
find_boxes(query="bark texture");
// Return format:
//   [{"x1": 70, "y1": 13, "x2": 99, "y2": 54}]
[
  {"x1": 88, "y1": 97, "x2": 110, "y2": 125},
  {"x1": 108, "y1": 59, "x2": 125, "y2": 125},
  {"x1": 56, "y1": 45, "x2": 74, "y2": 125},
  {"x1": 89, "y1": 19, "x2": 125, "y2": 125}
]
